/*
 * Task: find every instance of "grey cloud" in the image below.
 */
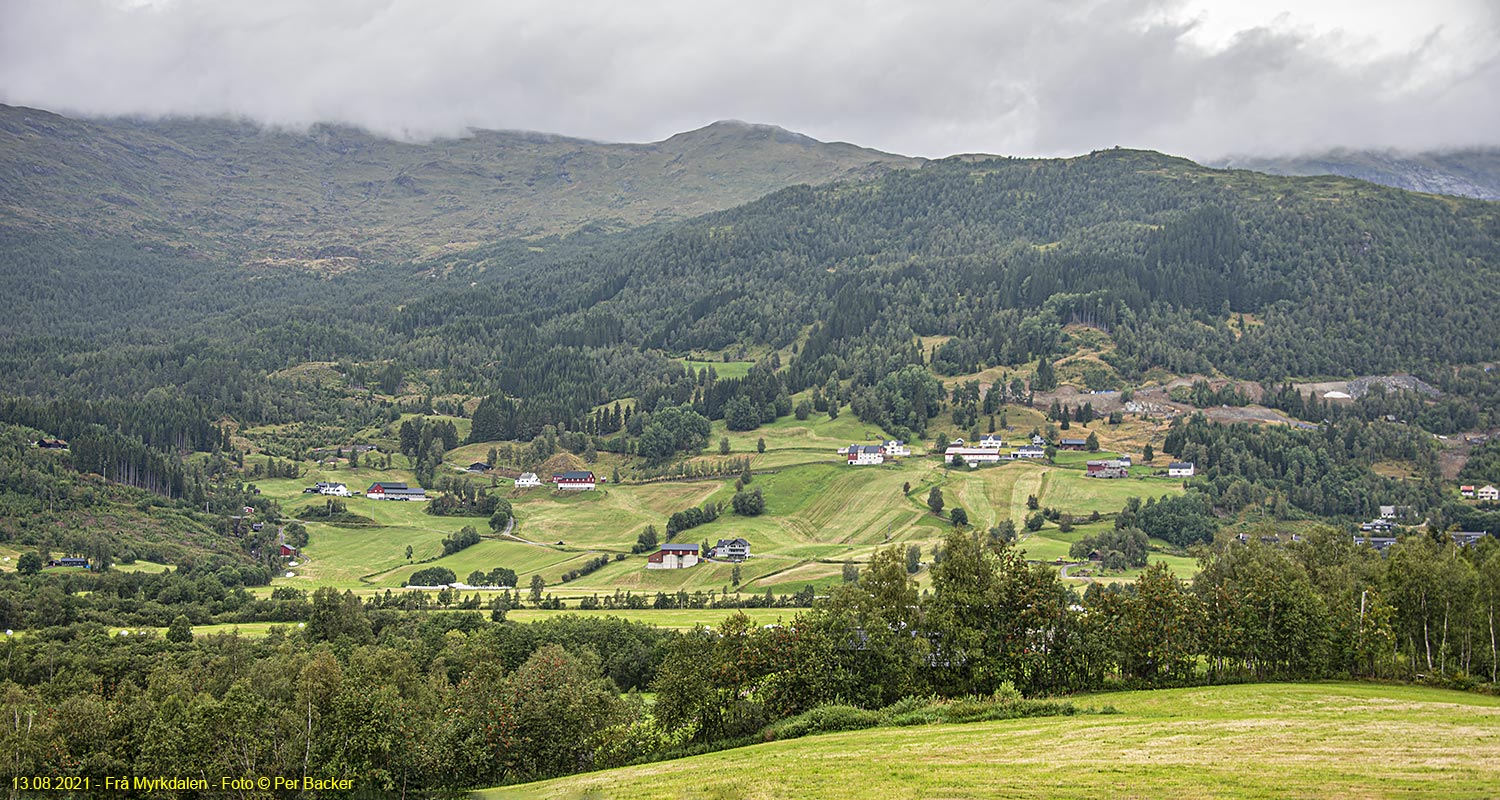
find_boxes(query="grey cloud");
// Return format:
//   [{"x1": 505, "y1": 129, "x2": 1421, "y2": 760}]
[{"x1": 0, "y1": 0, "x2": 1494, "y2": 158}]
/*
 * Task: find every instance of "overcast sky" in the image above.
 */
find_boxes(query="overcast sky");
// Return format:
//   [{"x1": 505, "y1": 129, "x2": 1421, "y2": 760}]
[{"x1": 1, "y1": 0, "x2": 1496, "y2": 159}]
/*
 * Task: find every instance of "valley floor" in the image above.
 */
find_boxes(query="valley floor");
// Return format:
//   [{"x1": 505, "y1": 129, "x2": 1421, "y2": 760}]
[{"x1": 477, "y1": 682, "x2": 1500, "y2": 799}]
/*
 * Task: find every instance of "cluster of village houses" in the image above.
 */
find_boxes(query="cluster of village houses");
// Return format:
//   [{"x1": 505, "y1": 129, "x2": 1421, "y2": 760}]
[
  {"x1": 305, "y1": 467, "x2": 748, "y2": 572},
  {"x1": 838, "y1": 435, "x2": 1196, "y2": 478}
]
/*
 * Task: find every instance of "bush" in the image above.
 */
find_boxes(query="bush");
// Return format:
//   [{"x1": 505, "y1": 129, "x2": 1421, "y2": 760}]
[
  {"x1": 407, "y1": 566, "x2": 456, "y2": 586},
  {"x1": 441, "y1": 526, "x2": 482, "y2": 557},
  {"x1": 732, "y1": 487, "x2": 765, "y2": 516},
  {"x1": 761, "y1": 704, "x2": 885, "y2": 742}
]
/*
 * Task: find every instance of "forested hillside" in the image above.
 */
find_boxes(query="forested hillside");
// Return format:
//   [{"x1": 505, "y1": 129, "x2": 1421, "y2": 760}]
[
  {"x1": 5, "y1": 146, "x2": 1500, "y2": 439},
  {"x1": 0, "y1": 105, "x2": 915, "y2": 262},
  {"x1": 400, "y1": 149, "x2": 1500, "y2": 430}
]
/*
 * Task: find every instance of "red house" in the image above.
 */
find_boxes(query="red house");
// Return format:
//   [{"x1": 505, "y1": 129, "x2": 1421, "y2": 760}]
[
  {"x1": 280, "y1": 543, "x2": 299, "y2": 557},
  {"x1": 552, "y1": 471, "x2": 597, "y2": 491}
]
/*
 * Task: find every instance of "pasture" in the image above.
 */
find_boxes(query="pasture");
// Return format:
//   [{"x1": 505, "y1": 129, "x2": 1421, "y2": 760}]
[
  {"x1": 252, "y1": 418, "x2": 1197, "y2": 598},
  {"x1": 479, "y1": 682, "x2": 1500, "y2": 799}
]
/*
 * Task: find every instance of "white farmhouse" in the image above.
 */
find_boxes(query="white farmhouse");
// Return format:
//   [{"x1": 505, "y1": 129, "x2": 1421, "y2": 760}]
[{"x1": 515, "y1": 472, "x2": 542, "y2": 488}]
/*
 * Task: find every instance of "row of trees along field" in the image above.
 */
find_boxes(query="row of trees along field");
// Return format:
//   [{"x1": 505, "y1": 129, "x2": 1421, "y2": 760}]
[{"x1": 0, "y1": 526, "x2": 1495, "y2": 792}]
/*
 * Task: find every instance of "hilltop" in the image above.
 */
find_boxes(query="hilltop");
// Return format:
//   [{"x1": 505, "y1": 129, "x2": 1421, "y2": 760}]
[{"x1": 0, "y1": 105, "x2": 916, "y2": 263}]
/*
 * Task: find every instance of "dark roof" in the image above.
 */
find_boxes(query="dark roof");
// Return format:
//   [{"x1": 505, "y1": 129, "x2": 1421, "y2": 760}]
[
  {"x1": 660, "y1": 544, "x2": 699, "y2": 552},
  {"x1": 1061, "y1": 438, "x2": 1087, "y2": 445},
  {"x1": 368, "y1": 482, "x2": 408, "y2": 490},
  {"x1": 468, "y1": 462, "x2": 491, "y2": 470},
  {"x1": 1169, "y1": 462, "x2": 1194, "y2": 470},
  {"x1": 557, "y1": 471, "x2": 595, "y2": 481},
  {"x1": 715, "y1": 538, "x2": 750, "y2": 547}
]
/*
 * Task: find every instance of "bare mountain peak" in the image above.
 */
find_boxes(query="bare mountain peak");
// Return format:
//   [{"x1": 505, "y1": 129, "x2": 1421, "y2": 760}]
[{"x1": 661, "y1": 119, "x2": 818, "y2": 147}]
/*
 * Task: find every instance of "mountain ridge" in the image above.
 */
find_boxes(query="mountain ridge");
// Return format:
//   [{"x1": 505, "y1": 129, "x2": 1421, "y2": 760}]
[
  {"x1": 1210, "y1": 147, "x2": 1500, "y2": 201},
  {"x1": 0, "y1": 104, "x2": 919, "y2": 263}
]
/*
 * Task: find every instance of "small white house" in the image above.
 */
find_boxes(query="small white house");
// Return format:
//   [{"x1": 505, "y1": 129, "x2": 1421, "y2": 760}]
[
  {"x1": 515, "y1": 472, "x2": 541, "y2": 488},
  {"x1": 978, "y1": 434, "x2": 1005, "y2": 448},
  {"x1": 316, "y1": 482, "x2": 350, "y2": 497},
  {"x1": 1013, "y1": 445, "x2": 1045, "y2": 459},
  {"x1": 710, "y1": 538, "x2": 751, "y2": 561},
  {"x1": 883, "y1": 440, "x2": 910, "y2": 457},
  {"x1": 1168, "y1": 462, "x2": 1196, "y2": 478},
  {"x1": 1479, "y1": 485, "x2": 1500, "y2": 501}
]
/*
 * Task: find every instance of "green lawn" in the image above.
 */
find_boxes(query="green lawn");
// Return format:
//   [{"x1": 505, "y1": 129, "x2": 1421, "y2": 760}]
[{"x1": 479, "y1": 682, "x2": 1500, "y2": 799}]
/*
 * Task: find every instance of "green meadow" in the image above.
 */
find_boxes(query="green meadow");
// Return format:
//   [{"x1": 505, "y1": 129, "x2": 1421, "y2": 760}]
[
  {"x1": 479, "y1": 682, "x2": 1500, "y2": 799},
  {"x1": 679, "y1": 359, "x2": 757, "y2": 380},
  {"x1": 249, "y1": 417, "x2": 1195, "y2": 603}
]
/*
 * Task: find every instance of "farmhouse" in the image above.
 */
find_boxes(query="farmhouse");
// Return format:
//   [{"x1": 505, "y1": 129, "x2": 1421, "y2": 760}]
[
  {"x1": 279, "y1": 543, "x2": 298, "y2": 557},
  {"x1": 1169, "y1": 462, "x2": 1196, "y2": 477},
  {"x1": 315, "y1": 481, "x2": 350, "y2": 497},
  {"x1": 846, "y1": 444, "x2": 886, "y2": 466},
  {"x1": 1461, "y1": 485, "x2": 1477, "y2": 498},
  {"x1": 467, "y1": 462, "x2": 491, "y2": 473},
  {"x1": 515, "y1": 472, "x2": 542, "y2": 488},
  {"x1": 1479, "y1": 485, "x2": 1500, "y2": 501},
  {"x1": 366, "y1": 482, "x2": 427, "y2": 501},
  {"x1": 710, "y1": 538, "x2": 751, "y2": 561},
  {"x1": 1031, "y1": 434, "x2": 1047, "y2": 446},
  {"x1": 1085, "y1": 460, "x2": 1130, "y2": 479},
  {"x1": 1450, "y1": 531, "x2": 1490, "y2": 547},
  {"x1": 1379, "y1": 505, "x2": 1397, "y2": 519},
  {"x1": 944, "y1": 446, "x2": 1003, "y2": 465},
  {"x1": 883, "y1": 440, "x2": 910, "y2": 457},
  {"x1": 1353, "y1": 534, "x2": 1397, "y2": 552},
  {"x1": 46, "y1": 557, "x2": 89, "y2": 568},
  {"x1": 1059, "y1": 438, "x2": 1088, "y2": 451},
  {"x1": 978, "y1": 434, "x2": 1006, "y2": 448},
  {"x1": 1014, "y1": 445, "x2": 1045, "y2": 459},
  {"x1": 553, "y1": 470, "x2": 597, "y2": 490},
  {"x1": 647, "y1": 543, "x2": 700, "y2": 569},
  {"x1": 34, "y1": 438, "x2": 68, "y2": 449}
]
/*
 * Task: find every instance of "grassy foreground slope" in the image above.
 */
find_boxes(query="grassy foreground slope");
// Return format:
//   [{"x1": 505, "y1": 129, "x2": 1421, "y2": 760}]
[{"x1": 479, "y1": 683, "x2": 1500, "y2": 800}]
